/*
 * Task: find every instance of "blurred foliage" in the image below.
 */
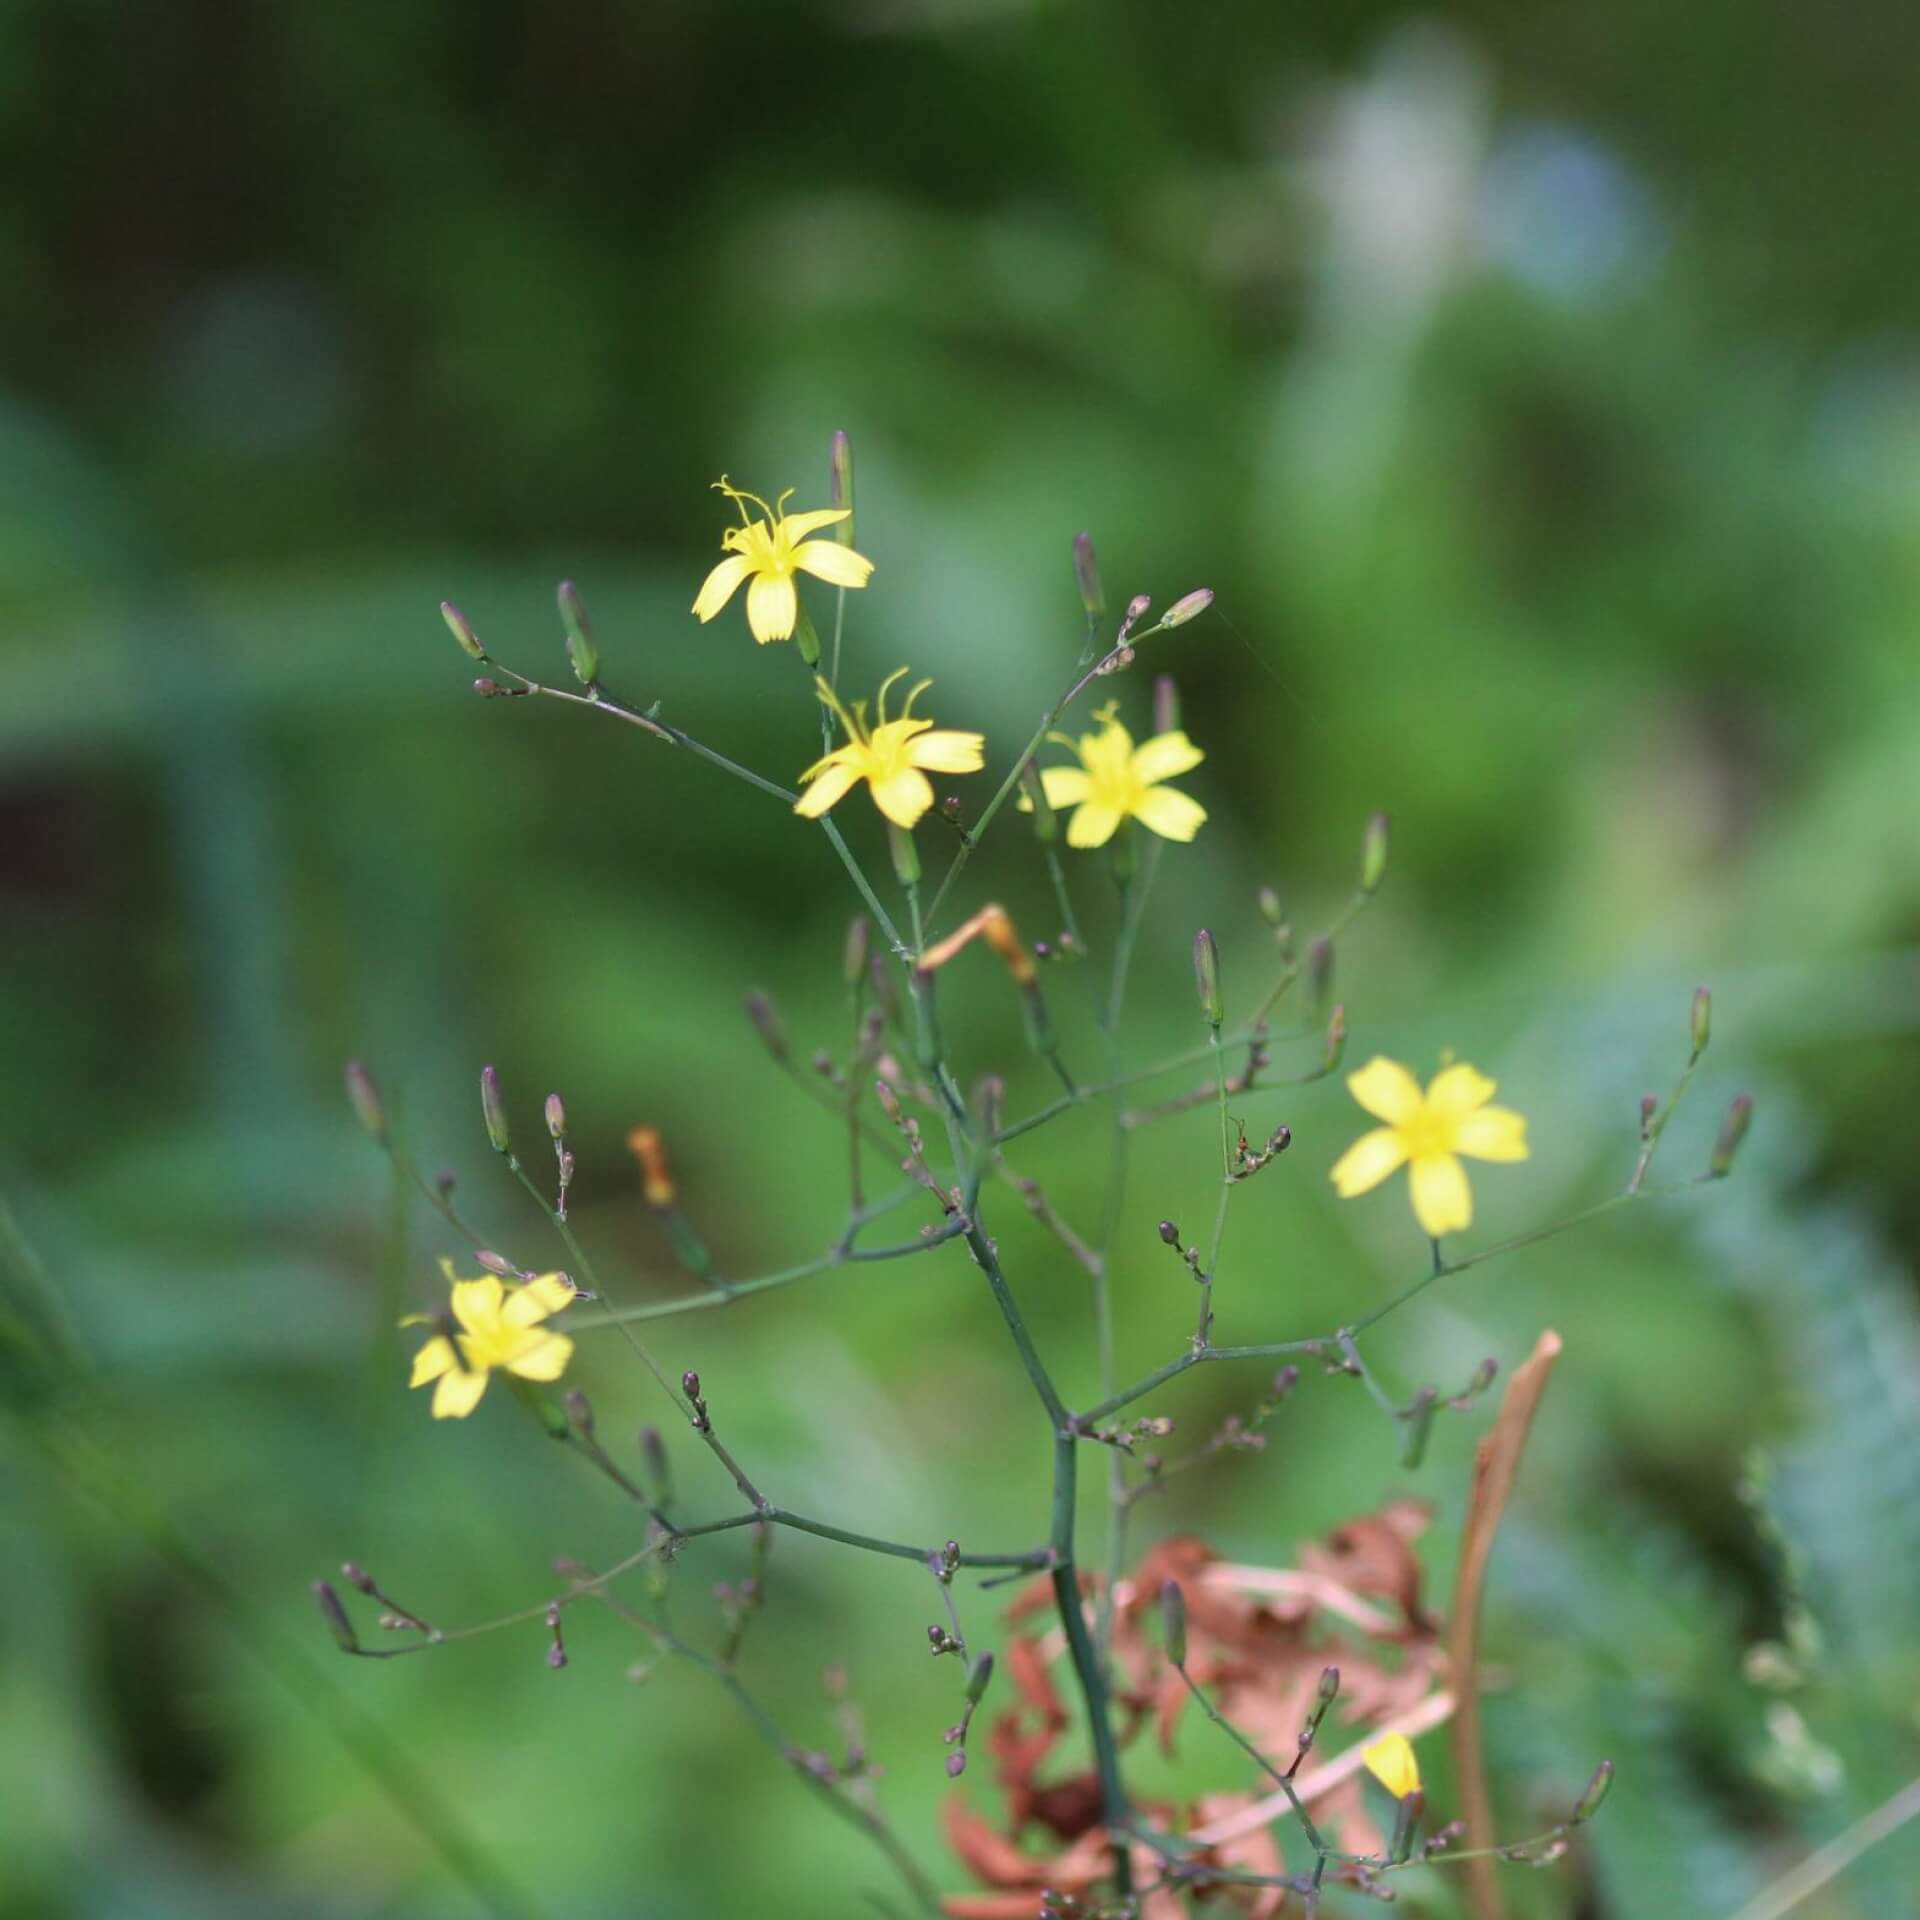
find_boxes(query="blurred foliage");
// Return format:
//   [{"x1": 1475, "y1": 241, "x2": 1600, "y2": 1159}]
[{"x1": 2, "y1": 2, "x2": 1919, "y2": 1916}]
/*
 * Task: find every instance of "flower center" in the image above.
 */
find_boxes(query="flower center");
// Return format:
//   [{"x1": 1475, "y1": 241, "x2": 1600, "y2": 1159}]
[{"x1": 1397, "y1": 1106, "x2": 1457, "y2": 1161}]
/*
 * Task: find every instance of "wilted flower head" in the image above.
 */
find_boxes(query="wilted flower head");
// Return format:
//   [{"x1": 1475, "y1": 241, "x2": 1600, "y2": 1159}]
[
  {"x1": 692, "y1": 477, "x2": 873, "y2": 644},
  {"x1": 795, "y1": 669, "x2": 984, "y2": 831}
]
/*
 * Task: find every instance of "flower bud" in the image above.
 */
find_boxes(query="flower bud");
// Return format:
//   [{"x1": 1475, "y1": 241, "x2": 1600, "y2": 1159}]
[
  {"x1": 627, "y1": 1125, "x2": 676, "y2": 1207},
  {"x1": 1124, "y1": 592, "x2": 1152, "y2": 628},
  {"x1": 343, "y1": 1060, "x2": 386, "y2": 1142},
  {"x1": 441, "y1": 600, "x2": 486, "y2": 661},
  {"x1": 557, "y1": 579, "x2": 598, "y2": 685},
  {"x1": 1160, "y1": 1578, "x2": 1188, "y2": 1667},
  {"x1": 313, "y1": 1580, "x2": 359, "y2": 1652},
  {"x1": 1711, "y1": 1092, "x2": 1753, "y2": 1177},
  {"x1": 1318, "y1": 1664, "x2": 1341, "y2": 1705},
  {"x1": 1192, "y1": 929, "x2": 1223, "y2": 1030},
  {"x1": 1158, "y1": 1219, "x2": 1181, "y2": 1246},
  {"x1": 565, "y1": 1388, "x2": 595, "y2": 1444},
  {"x1": 1390, "y1": 1788, "x2": 1425, "y2": 1863},
  {"x1": 744, "y1": 989, "x2": 788, "y2": 1061},
  {"x1": 1152, "y1": 673, "x2": 1179, "y2": 737},
  {"x1": 1073, "y1": 530, "x2": 1105, "y2": 619},
  {"x1": 1361, "y1": 811, "x2": 1391, "y2": 894},
  {"x1": 545, "y1": 1093, "x2": 567, "y2": 1139},
  {"x1": 1018, "y1": 761, "x2": 1057, "y2": 842},
  {"x1": 1323, "y1": 1003, "x2": 1347, "y2": 1072},
  {"x1": 887, "y1": 820, "x2": 921, "y2": 889},
  {"x1": 971, "y1": 1074, "x2": 1005, "y2": 1141},
  {"x1": 1163, "y1": 587, "x2": 1214, "y2": 629},
  {"x1": 945, "y1": 1750, "x2": 967, "y2": 1778},
  {"x1": 830, "y1": 430, "x2": 855, "y2": 544},
  {"x1": 843, "y1": 915, "x2": 871, "y2": 986},
  {"x1": 1691, "y1": 985, "x2": 1712, "y2": 1059},
  {"x1": 1257, "y1": 885, "x2": 1283, "y2": 927},
  {"x1": 1307, "y1": 935, "x2": 1334, "y2": 1011},
  {"x1": 681, "y1": 1369, "x2": 701, "y2": 1402},
  {"x1": 965, "y1": 1650, "x2": 995, "y2": 1703},
  {"x1": 1571, "y1": 1759, "x2": 1614, "y2": 1824},
  {"x1": 480, "y1": 1064, "x2": 510, "y2": 1154},
  {"x1": 639, "y1": 1426, "x2": 672, "y2": 1506}
]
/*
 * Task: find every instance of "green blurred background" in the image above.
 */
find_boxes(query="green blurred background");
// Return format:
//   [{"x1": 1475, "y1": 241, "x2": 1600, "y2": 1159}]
[{"x1": 3, "y1": 2, "x2": 1918, "y2": 1915}]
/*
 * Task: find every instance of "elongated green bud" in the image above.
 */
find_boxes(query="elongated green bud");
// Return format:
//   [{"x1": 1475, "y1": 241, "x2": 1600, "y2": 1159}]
[
  {"x1": 1073, "y1": 531, "x2": 1105, "y2": 619},
  {"x1": 557, "y1": 580, "x2": 598, "y2": 685},
  {"x1": 1361, "y1": 811, "x2": 1391, "y2": 894},
  {"x1": 1691, "y1": 985, "x2": 1712, "y2": 1059},
  {"x1": 888, "y1": 820, "x2": 920, "y2": 888},
  {"x1": 639, "y1": 1426, "x2": 672, "y2": 1507},
  {"x1": 1711, "y1": 1092, "x2": 1753, "y2": 1177},
  {"x1": 1400, "y1": 1384, "x2": 1439, "y2": 1469},
  {"x1": 441, "y1": 600, "x2": 486, "y2": 661},
  {"x1": 965, "y1": 1651, "x2": 995, "y2": 1704},
  {"x1": 343, "y1": 1060, "x2": 386, "y2": 1142},
  {"x1": 1160, "y1": 1577, "x2": 1188, "y2": 1667},
  {"x1": 1257, "y1": 885, "x2": 1283, "y2": 927},
  {"x1": 844, "y1": 915, "x2": 871, "y2": 986},
  {"x1": 1571, "y1": 1759, "x2": 1614, "y2": 1824},
  {"x1": 1163, "y1": 587, "x2": 1214, "y2": 629},
  {"x1": 1019, "y1": 761, "x2": 1057, "y2": 843},
  {"x1": 830, "y1": 430, "x2": 855, "y2": 545},
  {"x1": 1192, "y1": 929, "x2": 1222, "y2": 1030},
  {"x1": 480, "y1": 1064, "x2": 510, "y2": 1154}
]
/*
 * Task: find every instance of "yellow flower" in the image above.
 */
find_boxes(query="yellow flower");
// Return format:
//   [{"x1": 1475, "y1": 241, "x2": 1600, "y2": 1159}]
[
  {"x1": 1024, "y1": 701, "x2": 1206, "y2": 848},
  {"x1": 692, "y1": 477, "x2": 874, "y2": 644},
  {"x1": 1330, "y1": 1057, "x2": 1529, "y2": 1238},
  {"x1": 1362, "y1": 1732, "x2": 1422, "y2": 1800},
  {"x1": 795, "y1": 669, "x2": 984, "y2": 830},
  {"x1": 405, "y1": 1263, "x2": 575, "y2": 1420}
]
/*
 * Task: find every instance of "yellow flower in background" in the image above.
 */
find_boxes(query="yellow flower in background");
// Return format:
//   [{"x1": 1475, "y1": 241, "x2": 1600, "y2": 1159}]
[
  {"x1": 795, "y1": 669, "x2": 984, "y2": 830},
  {"x1": 1362, "y1": 1732, "x2": 1422, "y2": 1800},
  {"x1": 1330, "y1": 1057, "x2": 1529, "y2": 1238},
  {"x1": 405, "y1": 1264, "x2": 575, "y2": 1419},
  {"x1": 1024, "y1": 701, "x2": 1206, "y2": 848},
  {"x1": 692, "y1": 477, "x2": 874, "y2": 644}
]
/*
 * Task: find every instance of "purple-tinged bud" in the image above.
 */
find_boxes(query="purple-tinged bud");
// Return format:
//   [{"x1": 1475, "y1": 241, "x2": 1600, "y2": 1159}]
[
  {"x1": 1125, "y1": 592, "x2": 1152, "y2": 627},
  {"x1": 843, "y1": 916, "x2": 870, "y2": 986},
  {"x1": 1691, "y1": 985, "x2": 1712, "y2": 1059},
  {"x1": 1160, "y1": 1578, "x2": 1188, "y2": 1667},
  {"x1": 744, "y1": 989, "x2": 788, "y2": 1062},
  {"x1": 681, "y1": 1370, "x2": 701, "y2": 1402},
  {"x1": 1318, "y1": 1664, "x2": 1341, "y2": 1704},
  {"x1": 1323, "y1": 1003, "x2": 1347, "y2": 1072},
  {"x1": 565, "y1": 1389, "x2": 595, "y2": 1444},
  {"x1": 341, "y1": 1562, "x2": 376, "y2": 1595},
  {"x1": 1273, "y1": 1364, "x2": 1300, "y2": 1396},
  {"x1": 1269, "y1": 1124, "x2": 1293, "y2": 1155},
  {"x1": 557, "y1": 580, "x2": 598, "y2": 685},
  {"x1": 639, "y1": 1426, "x2": 671, "y2": 1505},
  {"x1": 1193, "y1": 928, "x2": 1223, "y2": 1030},
  {"x1": 1711, "y1": 1092, "x2": 1754, "y2": 1177},
  {"x1": 1571, "y1": 1759, "x2": 1614, "y2": 1824},
  {"x1": 1163, "y1": 587, "x2": 1214, "y2": 629},
  {"x1": 1257, "y1": 885, "x2": 1284, "y2": 928},
  {"x1": 472, "y1": 676, "x2": 505, "y2": 697},
  {"x1": 343, "y1": 1061, "x2": 386, "y2": 1142},
  {"x1": 1073, "y1": 531, "x2": 1105, "y2": 619},
  {"x1": 1153, "y1": 673, "x2": 1180, "y2": 737},
  {"x1": 313, "y1": 1580, "x2": 358, "y2": 1652},
  {"x1": 480, "y1": 1064, "x2": 510, "y2": 1154},
  {"x1": 965, "y1": 1651, "x2": 995, "y2": 1704},
  {"x1": 830, "y1": 430, "x2": 855, "y2": 544},
  {"x1": 442, "y1": 600, "x2": 486, "y2": 661},
  {"x1": 1639, "y1": 1093, "x2": 1658, "y2": 1139},
  {"x1": 545, "y1": 1093, "x2": 567, "y2": 1139},
  {"x1": 1361, "y1": 811, "x2": 1391, "y2": 894},
  {"x1": 1158, "y1": 1220, "x2": 1181, "y2": 1246},
  {"x1": 946, "y1": 1750, "x2": 967, "y2": 1778},
  {"x1": 1307, "y1": 936, "x2": 1334, "y2": 1010},
  {"x1": 475, "y1": 1249, "x2": 519, "y2": 1276}
]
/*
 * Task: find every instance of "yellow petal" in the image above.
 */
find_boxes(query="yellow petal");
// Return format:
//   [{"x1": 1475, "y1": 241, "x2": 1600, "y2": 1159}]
[
  {"x1": 448, "y1": 1275, "x2": 505, "y2": 1336},
  {"x1": 1064, "y1": 801, "x2": 1123, "y2": 849},
  {"x1": 1346, "y1": 1057, "x2": 1424, "y2": 1124},
  {"x1": 1329, "y1": 1127, "x2": 1409, "y2": 1198},
  {"x1": 431, "y1": 1362, "x2": 491, "y2": 1419},
  {"x1": 790, "y1": 539, "x2": 874, "y2": 589},
  {"x1": 1426, "y1": 1062, "x2": 1497, "y2": 1119},
  {"x1": 1079, "y1": 719, "x2": 1134, "y2": 784},
  {"x1": 908, "y1": 728, "x2": 986, "y2": 774},
  {"x1": 1037, "y1": 766, "x2": 1092, "y2": 809},
  {"x1": 1130, "y1": 729, "x2": 1205, "y2": 786},
  {"x1": 868, "y1": 766, "x2": 934, "y2": 829},
  {"x1": 792, "y1": 756, "x2": 862, "y2": 819},
  {"x1": 777, "y1": 506, "x2": 849, "y2": 543},
  {"x1": 1409, "y1": 1154, "x2": 1473, "y2": 1236},
  {"x1": 745, "y1": 570, "x2": 797, "y2": 643},
  {"x1": 1129, "y1": 785, "x2": 1207, "y2": 842},
  {"x1": 1453, "y1": 1104, "x2": 1529, "y2": 1163},
  {"x1": 692, "y1": 553, "x2": 753, "y2": 623},
  {"x1": 503, "y1": 1274, "x2": 573, "y2": 1326},
  {"x1": 507, "y1": 1332, "x2": 573, "y2": 1383},
  {"x1": 409, "y1": 1334, "x2": 456, "y2": 1388},
  {"x1": 1362, "y1": 1733, "x2": 1421, "y2": 1800}
]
